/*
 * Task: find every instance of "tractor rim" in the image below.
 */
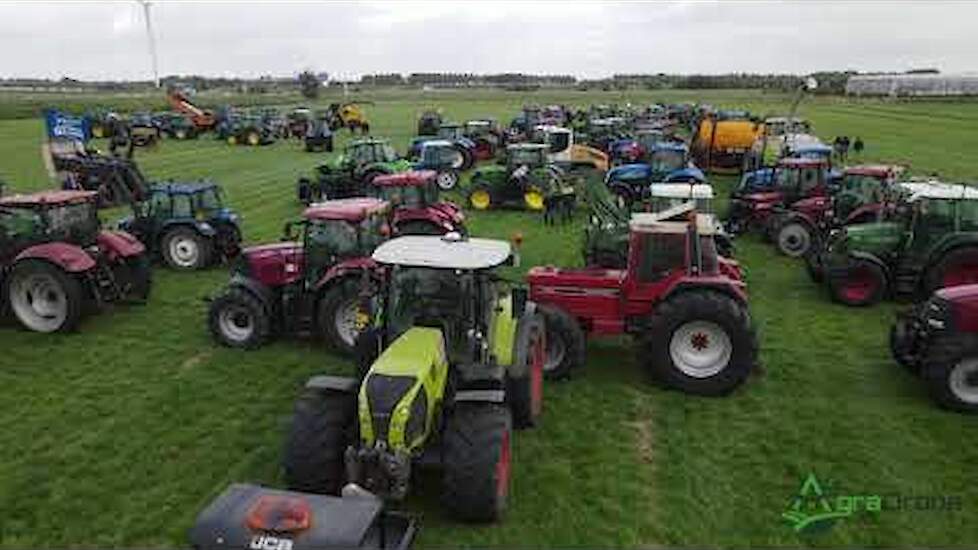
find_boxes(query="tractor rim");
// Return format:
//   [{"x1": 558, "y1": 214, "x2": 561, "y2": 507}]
[
  {"x1": 248, "y1": 132, "x2": 260, "y2": 146},
  {"x1": 530, "y1": 330, "x2": 545, "y2": 416},
  {"x1": 227, "y1": 136, "x2": 236, "y2": 145},
  {"x1": 218, "y1": 306, "x2": 254, "y2": 342},
  {"x1": 943, "y1": 258, "x2": 978, "y2": 287},
  {"x1": 778, "y1": 224, "x2": 811, "y2": 257},
  {"x1": 495, "y1": 430, "x2": 511, "y2": 499},
  {"x1": 436, "y1": 171, "x2": 458, "y2": 190},
  {"x1": 169, "y1": 236, "x2": 200, "y2": 268},
  {"x1": 470, "y1": 189, "x2": 491, "y2": 210},
  {"x1": 669, "y1": 320, "x2": 732, "y2": 378},
  {"x1": 448, "y1": 150, "x2": 465, "y2": 169},
  {"x1": 334, "y1": 297, "x2": 360, "y2": 347},
  {"x1": 9, "y1": 272, "x2": 68, "y2": 332},
  {"x1": 949, "y1": 359, "x2": 978, "y2": 404},
  {"x1": 841, "y1": 265, "x2": 877, "y2": 303},
  {"x1": 543, "y1": 332, "x2": 566, "y2": 373},
  {"x1": 524, "y1": 189, "x2": 545, "y2": 211}
]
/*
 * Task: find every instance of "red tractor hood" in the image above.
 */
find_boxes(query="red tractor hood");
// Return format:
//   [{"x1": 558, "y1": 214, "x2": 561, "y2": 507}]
[
  {"x1": 394, "y1": 202, "x2": 465, "y2": 230},
  {"x1": 790, "y1": 195, "x2": 831, "y2": 218},
  {"x1": 242, "y1": 241, "x2": 305, "y2": 287},
  {"x1": 743, "y1": 191, "x2": 783, "y2": 206},
  {"x1": 936, "y1": 284, "x2": 978, "y2": 333}
]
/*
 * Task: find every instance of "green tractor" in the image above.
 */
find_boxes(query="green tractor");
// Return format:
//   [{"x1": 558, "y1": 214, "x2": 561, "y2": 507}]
[
  {"x1": 284, "y1": 234, "x2": 545, "y2": 522},
  {"x1": 297, "y1": 138, "x2": 413, "y2": 204},
  {"x1": 466, "y1": 143, "x2": 561, "y2": 212},
  {"x1": 226, "y1": 114, "x2": 276, "y2": 146},
  {"x1": 812, "y1": 180, "x2": 978, "y2": 306}
]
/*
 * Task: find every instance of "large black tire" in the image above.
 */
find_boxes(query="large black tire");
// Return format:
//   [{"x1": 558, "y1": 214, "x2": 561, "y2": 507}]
[
  {"x1": 161, "y1": 227, "x2": 212, "y2": 270},
  {"x1": 441, "y1": 403, "x2": 513, "y2": 522},
  {"x1": 827, "y1": 258, "x2": 887, "y2": 307},
  {"x1": 434, "y1": 170, "x2": 460, "y2": 191},
  {"x1": 6, "y1": 259, "x2": 85, "y2": 333},
  {"x1": 538, "y1": 305, "x2": 586, "y2": 380},
  {"x1": 283, "y1": 387, "x2": 357, "y2": 493},
  {"x1": 126, "y1": 253, "x2": 152, "y2": 302},
  {"x1": 924, "y1": 247, "x2": 978, "y2": 296},
  {"x1": 804, "y1": 249, "x2": 824, "y2": 283},
  {"x1": 640, "y1": 291, "x2": 756, "y2": 396},
  {"x1": 317, "y1": 278, "x2": 362, "y2": 356},
  {"x1": 508, "y1": 313, "x2": 545, "y2": 429},
  {"x1": 208, "y1": 286, "x2": 272, "y2": 349},
  {"x1": 454, "y1": 144, "x2": 475, "y2": 171},
  {"x1": 922, "y1": 334, "x2": 978, "y2": 413},
  {"x1": 776, "y1": 221, "x2": 816, "y2": 258}
]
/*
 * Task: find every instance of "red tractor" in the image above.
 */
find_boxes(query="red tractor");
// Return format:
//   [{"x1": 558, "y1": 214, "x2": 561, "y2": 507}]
[
  {"x1": 371, "y1": 170, "x2": 466, "y2": 236},
  {"x1": 890, "y1": 284, "x2": 978, "y2": 413},
  {"x1": 770, "y1": 164, "x2": 905, "y2": 257},
  {"x1": 207, "y1": 198, "x2": 390, "y2": 355},
  {"x1": 527, "y1": 205, "x2": 758, "y2": 395},
  {"x1": 1, "y1": 190, "x2": 150, "y2": 333},
  {"x1": 725, "y1": 157, "x2": 832, "y2": 237}
]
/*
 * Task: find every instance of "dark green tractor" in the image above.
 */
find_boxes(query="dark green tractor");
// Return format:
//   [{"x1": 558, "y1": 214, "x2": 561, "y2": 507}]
[
  {"x1": 466, "y1": 144, "x2": 561, "y2": 212},
  {"x1": 226, "y1": 114, "x2": 276, "y2": 146},
  {"x1": 283, "y1": 234, "x2": 546, "y2": 523},
  {"x1": 297, "y1": 138, "x2": 413, "y2": 204},
  {"x1": 813, "y1": 181, "x2": 978, "y2": 306}
]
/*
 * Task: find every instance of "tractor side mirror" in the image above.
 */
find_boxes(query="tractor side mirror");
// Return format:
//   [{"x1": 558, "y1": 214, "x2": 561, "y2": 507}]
[{"x1": 511, "y1": 287, "x2": 527, "y2": 319}]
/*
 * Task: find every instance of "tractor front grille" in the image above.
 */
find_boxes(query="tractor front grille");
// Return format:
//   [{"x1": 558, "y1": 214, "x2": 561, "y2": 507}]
[{"x1": 366, "y1": 374, "x2": 415, "y2": 443}]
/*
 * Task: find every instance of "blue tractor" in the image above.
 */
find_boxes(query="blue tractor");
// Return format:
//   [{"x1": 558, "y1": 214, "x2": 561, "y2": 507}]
[
  {"x1": 604, "y1": 142, "x2": 706, "y2": 207},
  {"x1": 407, "y1": 123, "x2": 476, "y2": 171},
  {"x1": 738, "y1": 143, "x2": 840, "y2": 194},
  {"x1": 118, "y1": 181, "x2": 242, "y2": 270}
]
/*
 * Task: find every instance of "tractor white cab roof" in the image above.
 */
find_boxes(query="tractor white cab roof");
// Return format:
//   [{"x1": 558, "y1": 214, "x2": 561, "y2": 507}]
[
  {"x1": 372, "y1": 234, "x2": 512, "y2": 270},
  {"x1": 629, "y1": 202, "x2": 717, "y2": 235},
  {"x1": 421, "y1": 139, "x2": 453, "y2": 149},
  {"x1": 534, "y1": 124, "x2": 570, "y2": 135},
  {"x1": 649, "y1": 183, "x2": 714, "y2": 200},
  {"x1": 897, "y1": 181, "x2": 978, "y2": 201}
]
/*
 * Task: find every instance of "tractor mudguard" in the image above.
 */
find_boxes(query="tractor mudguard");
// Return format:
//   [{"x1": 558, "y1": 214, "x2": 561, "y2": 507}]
[
  {"x1": 14, "y1": 242, "x2": 95, "y2": 273},
  {"x1": 664, "y1": 167, "x2": 707, "y2": 184},
  {"x1": 313, "y1": 258, "x2": 378, "y2": 293},
  {"x1": 840, "y1": 250, "x2": 891, "y2": 282},
  {"x1": 779, "y1": 211, "x2": 818, "y2": 232},
  {"x1": 305, "y1": 374, "x2": 359, "y2": 394},
  {"x1": 161, "y1": 219, "x2": 216, "y2": 238},
  {"x1": 359, "y1": 327, "x2": 449, "y2": 451},
  {"x1": 96, "y1": 230, "x2": 146, "y2": 261},
  {"x1": 662, "y1": 277, "x2": 749, "y2": 306},
  {"x1": 490, "y1": 294, "x2": 540, "y2": 377},
  {"x1": 925, "y1": 237, "x2": 978, "y2": 270},
  {"x1": 505, "y1": 303, "x2": 543, "y2": 380}
]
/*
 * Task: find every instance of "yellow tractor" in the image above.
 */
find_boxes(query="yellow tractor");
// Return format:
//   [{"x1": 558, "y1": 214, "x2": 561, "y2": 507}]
[{"x1": 327, "y1": 102, "x2": 371, "y2": 134}]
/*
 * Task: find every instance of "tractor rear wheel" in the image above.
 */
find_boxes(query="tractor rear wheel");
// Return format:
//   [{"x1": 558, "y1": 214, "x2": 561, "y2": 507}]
[
  {"x1": 441, "y1": 403, "x2": 512, "y2": 522},
  {"x1": 318, "y1": 279, "x2": 363, "y2": 356},
  {"x1": 828, "y1": 258, "x2": 886, "y2": 307},
  {"x1": 284, "y1": 386, "x2": 357, "y2": 493},
  {"x1": 776, "y1": 221, "x2": 815, "y2": 258},
  {"x1": 453, "y1": 144, "x2": 474, "y2": 171},
  {"x1": 922, "y1": 334, "x2": 978, "y2": 413},
  {"x1": 7, "y1": 259, "x2": 84, "y2": 333},
  {"x1": 468, "y1": 185, "x2": 493, "y2": 210},
  {"x1": 208, "y1": 287, "x2": 272, "y2": 349},
  {"x1": 642, "y1": 290, "x2": 756, "y2": 396},
  {"x1": 538, "y1": 305, "x2": 586, "y2": 380},
  {"x1": 162, "y1": 227, "x2": 212, "y2": 270},
  {"x1": 926, "y1": 247, "x2": 978, "y2": 295},
  {"x1": 508, "y1": 313, "x2": 545, "y2": 429}
]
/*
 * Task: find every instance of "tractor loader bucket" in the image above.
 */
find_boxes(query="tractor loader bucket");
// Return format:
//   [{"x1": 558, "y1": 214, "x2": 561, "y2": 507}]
[{"x1": 189, "y1": 483, "x2": 417, "y2": 550}]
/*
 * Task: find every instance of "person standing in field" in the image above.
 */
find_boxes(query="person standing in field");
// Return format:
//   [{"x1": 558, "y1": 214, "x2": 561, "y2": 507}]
[{"x1": 853, "y1": 137, "x2": 864, "y2": 156}]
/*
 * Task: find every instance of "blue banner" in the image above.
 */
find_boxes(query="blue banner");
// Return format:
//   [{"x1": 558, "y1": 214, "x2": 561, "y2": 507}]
[{"x1": 43, "y1": 109, "x2": 90, "y2": 141}]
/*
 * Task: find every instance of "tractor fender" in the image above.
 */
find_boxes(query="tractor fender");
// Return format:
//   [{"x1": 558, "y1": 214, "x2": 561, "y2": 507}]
[
  {"x1": 844, "y1": 251, "x2": 892, "y2": 283},
  {"x1": 664, "y1": 167, "x2": 707, "y2": 184},
  {"x1": 778, "y1": 210, "x2": 819, "y2": 233},
  {"x1": 925, "y1": 238, "x2": 978, "y2": 271},
  {"x1": 14, "y1": 242, "x2": 95, "y2": 273},
  {"x1": 503, "y1": 302, "x2": 543, "y2": 379},
  {"x1": 226, "y1": 274, "x2": 277, "y2": 315},
  {"x1": 304, "y1": 374, "x2": 359, "y2": 394},
  {"x1": 313, "y1": 258, "x2": 379, "y2": 294},
  {"x1": 160, "y1": 219, "x2": 217, "y2": 238},
  {"x1": 661, "y1": 277, "x2": 749, "y2": 307},
  {"x1": 96, "y1": 230, "x2": 146, "y2": 261}
]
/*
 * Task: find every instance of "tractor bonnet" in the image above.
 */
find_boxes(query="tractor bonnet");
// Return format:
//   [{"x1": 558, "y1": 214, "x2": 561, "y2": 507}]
[
  {"x1": 373, "y1": 235, "x2": 511, "y2": 269},
  {"x1": 372, "y1": 170, "x2": 437, "y2": 187},
  {"x1": 304, "y1": 198, "x2": 390, "y2": 222},
  {"x1": 0, "y1": 189, "x2": 97, "y2": 207}
]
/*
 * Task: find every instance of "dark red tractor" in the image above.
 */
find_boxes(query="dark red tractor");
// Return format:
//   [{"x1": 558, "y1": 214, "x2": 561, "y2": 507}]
[
  {"x1": 207, "y1": 198, "x2": 390, "y2": 355},
  {"x1": 371, "y1": 170, "x2": 466, "y2": 236},
  {"x1": 770, "y1": 164, "x2": 905, "y2": 257},
  {"x1": 724, "y1": 157, "x2": 832, "y2": 237},
  {"x1": 891, "y1": 284, "x2": 978, "y2": 413},
  {"x1": 1, "y1": 190, "x2": 150, "y2": 333},
  {"x1": 527, "y1": 207, "x2": 758, "y2": 395}
]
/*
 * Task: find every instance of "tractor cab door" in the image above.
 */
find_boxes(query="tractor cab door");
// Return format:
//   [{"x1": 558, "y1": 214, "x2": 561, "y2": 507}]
[
  {"x1": 905, "y1": 198, "x2": 956, "y2": 260},
  {"x1": 304, "y1": 219, "x2": 359, "y2": 284},
  {"x1": 782, "y1": 166, "x2": 823, "y2": 204}
]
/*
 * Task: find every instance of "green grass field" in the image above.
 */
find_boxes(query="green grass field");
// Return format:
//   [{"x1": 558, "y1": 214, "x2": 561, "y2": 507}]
[{"x1": 2, "y1": 89, "x2": 978, "y2": 548}]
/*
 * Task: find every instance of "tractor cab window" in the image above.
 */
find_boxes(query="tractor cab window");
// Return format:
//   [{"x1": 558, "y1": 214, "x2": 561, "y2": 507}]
[
  {"x1": 0, "y1": 207, "x2": 42, "y2": 254},
  {"x1": 912, "y1": 199, "x2": 956, "y2": 244},
  {"x1": 380, "y1": 184, "x2": 433, "y2": 209},
  {"x1": 438, "y1": 126, "x2": 462, "y2": 140},
  {"x1": 171, "y1": 194, "x2": 193, "y2": 218},
  {"x1": 307, "y1": 219, "x2": 359, "y2": 260},
  {"x1": 195, "y1": 188, "x2": 223, "y2": 212},
  {"x1": 650, "y1": 149, "x2": 685, "y2": 173},
  {"x1": 958, "y1": 201, "x2": 978, "y2": 232},
  {"x1": 634, "y1": 232, "x2": 686, "y2": 282},
  {"x1": 380, "y1": 144, "x2": 398, "y2": 163},
  {"x1": 546, "y1": 131, "x2": 571, "y2": 154},
  {"x1": 358, "y1": 214, "x2": 389, "y2": 251},
  {"x1": 45, "y1": 202, "x2": 98, "y2": 243},
  {"x1": 149, "y1": 191, "x2": 171, "y2": 217},
  {"x1": 638, "y1": 133, "x2": 663, "y2": 150},
  {"x1": 387, "y1": 267, "x2": 472, "y2": 358},
  {"x1": 509, "y1": 148, "x2": 543, "y2": 168}
]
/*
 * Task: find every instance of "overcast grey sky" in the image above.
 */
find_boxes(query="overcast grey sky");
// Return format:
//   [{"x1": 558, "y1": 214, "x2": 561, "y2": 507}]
[{"x1": 1, "y1": 1, "x2": 975, "y2": 80}]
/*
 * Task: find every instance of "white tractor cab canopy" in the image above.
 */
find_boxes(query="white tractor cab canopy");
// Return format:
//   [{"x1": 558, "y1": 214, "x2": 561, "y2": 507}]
[
  {"x1": 895, "y1": 180, "x2": 978, "y2": 202},
  {"x1": 372, "y1": 233, "x2": 513, "y2": 270},
  {"x1": 533, "y1": 124, "x2": 573, "y2": 161},
  {"x1": 648, "y1": 183, "x2": 714, "y2": 214},
  {"x1": 633, "y1": 195, "x2": 727, "y2": 240},
  {"x1": 629, "y1": 201, "x2": 718, "y2": 236},
  {"x1": 763, "y1": 116, "x2": 811, "y2": 137}
]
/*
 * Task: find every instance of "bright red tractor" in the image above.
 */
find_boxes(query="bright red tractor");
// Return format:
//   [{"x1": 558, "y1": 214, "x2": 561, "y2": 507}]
[
  {"x1": 527, "y1": 205, "x2": 758, "y2": 395},
  {"x1": 724, "y1": 157, "x2": 832, "y2": 237},
  {"x1": 207, "y1": 198, "x2": 390, "y2": 355},
  {"x1": 370, "y1": 170, "x2": 466, "y2": 236},
  {"x1": 1, "y1": 190, "x2": 150, "y2": 333}
]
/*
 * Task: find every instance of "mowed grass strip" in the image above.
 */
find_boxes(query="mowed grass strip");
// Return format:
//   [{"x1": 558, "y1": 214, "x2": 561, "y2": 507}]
[{"x1": 1, "y1": 90, "x2": 977, "y2": 548}]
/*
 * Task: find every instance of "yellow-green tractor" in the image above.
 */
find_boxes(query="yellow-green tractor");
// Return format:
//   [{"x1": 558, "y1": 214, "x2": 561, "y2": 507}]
[{"x1": 284, "y1": 234, "x2": 546, "y2": 522}]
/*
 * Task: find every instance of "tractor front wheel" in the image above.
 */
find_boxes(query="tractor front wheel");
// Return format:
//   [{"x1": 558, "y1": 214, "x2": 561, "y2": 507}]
[
  {"x1": 208, "y1": 287, "x2": 272, "y2": 349},
  {"x1": 642, "y1": 291, "x2": 756, "y2": 396},
  {"x1": 162, "y1": 228, "x2": 212, "y2": 270},
  {"x1": 776, "y1": 221, "x2": 815, "y2": 258},
  {"x1": 442, "y1": 403, "x2": 512, "y2": 522},
  {"x1": 247, "y1": 131, "x2": 261, "y2": 146},
  {"x1": 318, "y1": 279, "x2": 363, "y2": 356},
  {"x1": 435, "y1": 170, "x2": 460, "y2": 191},
  {"x1": 284, "y1": 386, "x2": 357, "y2": 493},
  {"x1": 523, "y1": 186, "x2": 545, "y2": 211},
  {"x1": 508, "y1": 313, "x2": 545, "y2": 429},
  {"x1": 468, "y1": 186, "x2": 493, "y2": 210},
  {"x1": 6, "y1": 259, "x2": 84, "y2": 333},
  {"x1": 538, "y1": 305, "x2": 586, "y2": 380},
  {"x1": 923, "y1": 335, "x2": 978, "y2": 413},
  {"x1": 828, "y1": 258, "x2": 886, "y2": 307}
]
